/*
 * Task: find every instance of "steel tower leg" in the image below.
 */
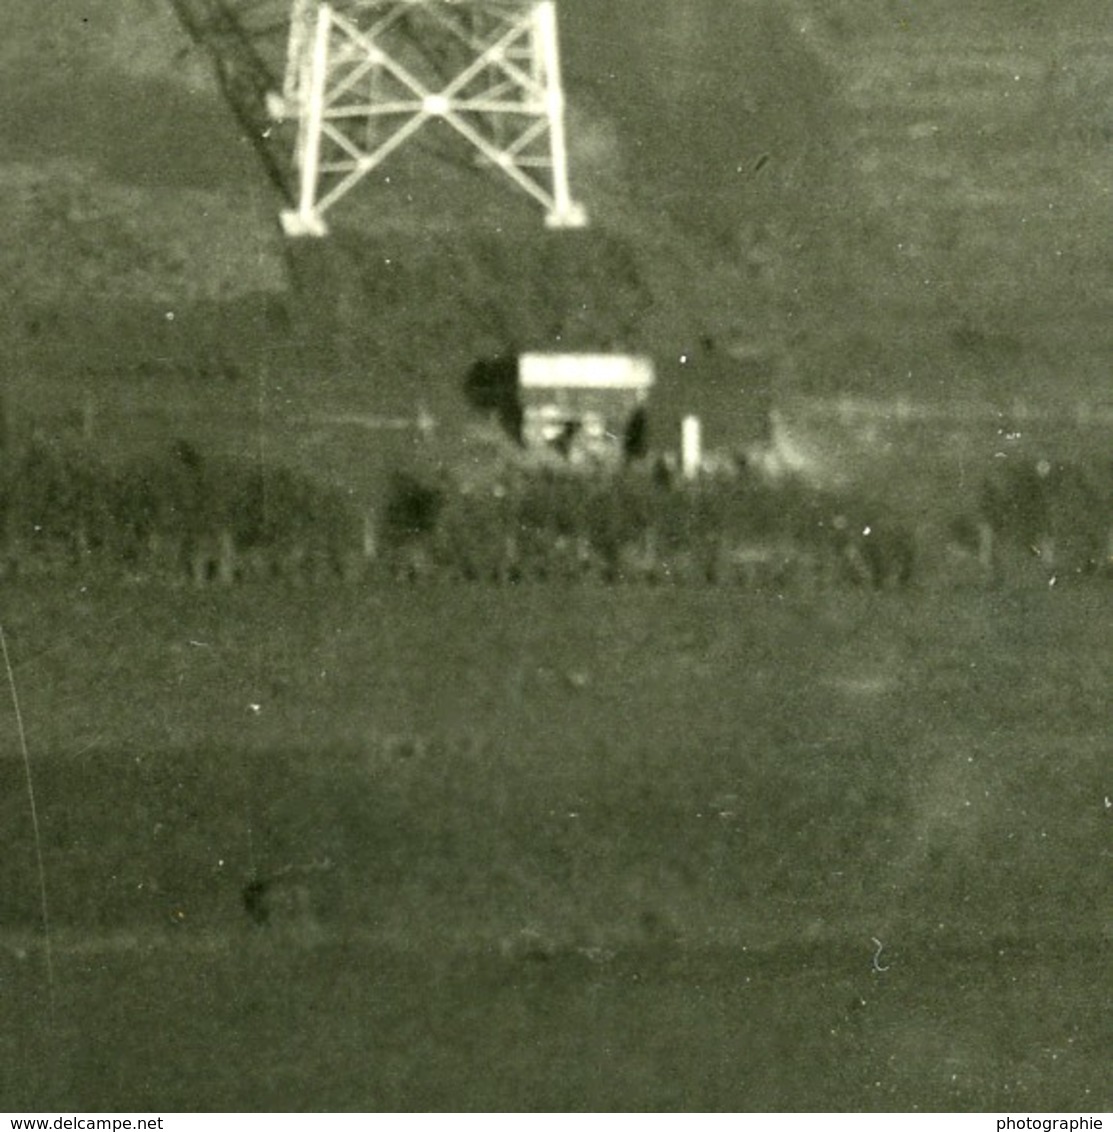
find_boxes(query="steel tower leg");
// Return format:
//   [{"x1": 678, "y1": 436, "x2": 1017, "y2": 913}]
[
  {"x1": 280, "y1": 1, "x2": 331, "y2": 236},
  {"x1": 535, "y1": 1, "x2": 585, "y2": 229}
]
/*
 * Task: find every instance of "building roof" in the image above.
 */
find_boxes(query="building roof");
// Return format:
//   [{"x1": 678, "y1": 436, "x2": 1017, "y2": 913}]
[{"x1": 518, "y1": 353, "x2": 655, "y2": 392}]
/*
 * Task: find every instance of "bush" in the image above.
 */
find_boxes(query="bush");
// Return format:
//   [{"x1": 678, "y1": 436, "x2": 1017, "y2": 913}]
[{"x1": 380, "y1": 471, "x2": 446, "y2": 544}]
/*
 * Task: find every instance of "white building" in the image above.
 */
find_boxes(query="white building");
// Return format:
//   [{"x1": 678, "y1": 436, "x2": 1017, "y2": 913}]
[{"x1": 517, "y1": 353, "x2": 654, "y2": 463}]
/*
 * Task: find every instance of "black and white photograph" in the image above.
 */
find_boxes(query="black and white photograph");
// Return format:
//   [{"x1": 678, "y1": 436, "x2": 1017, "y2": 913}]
[{"x1": 1, "y1": 0, "x2": 1110, "y2": 1113}]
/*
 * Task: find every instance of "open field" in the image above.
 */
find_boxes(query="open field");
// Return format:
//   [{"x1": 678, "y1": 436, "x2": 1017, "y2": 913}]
[
  {"x1": 3, "y1": 0, "x2": 1111, "y2": 1114},
  {"x1": 1, "y1": 582, "x2": 1110, "y2": 1110}
]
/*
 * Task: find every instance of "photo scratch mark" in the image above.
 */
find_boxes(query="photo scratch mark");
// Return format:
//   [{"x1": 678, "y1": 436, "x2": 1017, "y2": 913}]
[
  {"x1": 1, "y1": 622, "x2": 55, "y2": 1028},
  {"x1": 871, "y1": 936, "x2": 891, "y2": 973}
]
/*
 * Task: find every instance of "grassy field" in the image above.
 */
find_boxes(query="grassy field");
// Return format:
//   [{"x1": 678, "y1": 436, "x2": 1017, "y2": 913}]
[
  {"x1": 1, "y1": 581, "x2": 1110, "y2": 1110},
  {"x1": 2, "y1": 0, "x2": 1111, "y2": 1114}
]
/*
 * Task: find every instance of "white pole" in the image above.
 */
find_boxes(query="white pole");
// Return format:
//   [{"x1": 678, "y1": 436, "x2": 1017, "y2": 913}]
[{"x1": 681, "y1": 414, "x2": 702, "y2": 480}]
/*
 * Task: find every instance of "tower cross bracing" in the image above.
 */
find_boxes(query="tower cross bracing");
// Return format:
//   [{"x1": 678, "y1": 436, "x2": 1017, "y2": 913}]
[{"x1": 268, "y1": 0, "x2": 588, "y2": 235}]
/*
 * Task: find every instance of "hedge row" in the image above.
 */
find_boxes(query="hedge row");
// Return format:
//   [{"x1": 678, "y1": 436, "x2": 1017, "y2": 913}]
[
  {"x1": 378, "y1": 454, "x2": 1113, "y2": 590},
  {"x1": 0, "y1": 437, "x2": 360, "y2": 582},
  {"x1": 378, "y1": 466, "x2": 915, "y2": 590},
  {"x1": 2, "y1": 433, "x2": 1111, "y2": 589}
]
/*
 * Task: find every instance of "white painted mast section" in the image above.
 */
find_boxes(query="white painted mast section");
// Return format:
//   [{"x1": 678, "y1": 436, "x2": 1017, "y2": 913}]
[
  {"x1": 279, "y1": 0, "x2": 313, "y2": 112},
  {"x1": 281, "y1": 1, "x2": 332, "y2": 236},
  {"x1": 268, "y1": 0, "x2": 588, "y2": 236},
  {"x1": 534, "y1": 1, "x2": 584, "y2": 228}
]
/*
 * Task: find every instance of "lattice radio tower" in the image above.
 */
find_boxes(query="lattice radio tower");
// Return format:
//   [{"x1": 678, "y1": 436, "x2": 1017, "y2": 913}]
[{"x1": 266, "y1": 0, "x2": 587, "y2": 235}]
